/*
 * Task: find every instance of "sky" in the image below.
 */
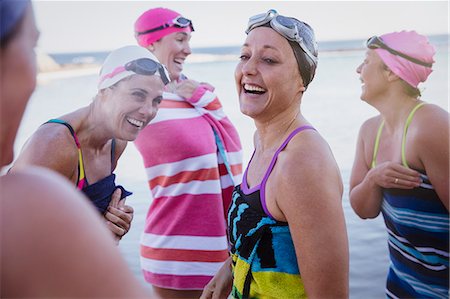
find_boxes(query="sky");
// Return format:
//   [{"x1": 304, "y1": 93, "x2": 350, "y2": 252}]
[{"x1": 33, "y1": 1, "x2": 449, "y2": 53}]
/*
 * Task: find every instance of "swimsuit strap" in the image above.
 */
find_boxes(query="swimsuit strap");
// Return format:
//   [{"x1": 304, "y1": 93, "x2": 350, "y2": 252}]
[
  {"x1": 110, "y1": 138, "x2": 116, "y2": 173},
  {"x1": 371, "y1": 102, "x2": 426, "y2": 168},
  {"x1": 371, "y1": 120, "x2": 385, "y2": 168},
  {"x1": 401, "y1": 102, "x2": 426, "y2": 168},
  {"x1": 260, "y1": 125, "x2": 316, "y2": 217},
  {"x1": 44, "y1": 119, "x2": 87, "y2": 189}
]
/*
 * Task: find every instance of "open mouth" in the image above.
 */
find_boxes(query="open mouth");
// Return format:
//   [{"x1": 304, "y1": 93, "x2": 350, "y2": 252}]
[
  {"x1": 126, "y1": 117, "x2": 144, "y2": 128},
  {"x1": 243, "y1": 83, "x2": 266, "y2": 95}
]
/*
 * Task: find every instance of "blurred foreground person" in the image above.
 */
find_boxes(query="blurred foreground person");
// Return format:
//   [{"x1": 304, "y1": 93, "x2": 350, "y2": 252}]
[{"x1": 0, "y1": 1, "x2": 155, "y2": 297}]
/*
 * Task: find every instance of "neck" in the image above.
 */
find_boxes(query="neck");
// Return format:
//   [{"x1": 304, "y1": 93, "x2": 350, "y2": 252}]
[
  {"x1": 373, "y1": 88, "x2": 421, "y2": 131},
  {"x1": 76, "y1": 100, "x2": 113, "y2": 150},
  {"x1": 254, "y1": 107, "x2": 303, "y2": 151}
]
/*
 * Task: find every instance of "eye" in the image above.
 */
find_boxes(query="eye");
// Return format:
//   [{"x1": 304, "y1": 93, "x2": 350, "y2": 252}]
[
  {"x1": 153, "y1": 96, "x2": 163, "y2": 105},
  {"x1": 263, "y1": 57, "x2": 277, "y2": 64},
  {"x1": 132, "y1": 91, "x2": 146, "y2": 101},
  {"x1": 239, "y1": 54, "x2": 249, "y2": 61}
]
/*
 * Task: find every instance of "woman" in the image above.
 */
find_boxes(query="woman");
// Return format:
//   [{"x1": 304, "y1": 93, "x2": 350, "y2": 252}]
[
  {"x1": 350, "y1": 31, "x2": 449, "y2": 298},
  {"x1": 0, "y1": 1, "x2": 149, "y2": 297},
  {"x1": 202, "y1": 9, "x2": 349, "y2": 299},
  {"x1": 12, "y1": 44, "x2": 170, "y2": 242},
  {"x1": 133, "y1": 7, "x2": 243, "y2": 298}
]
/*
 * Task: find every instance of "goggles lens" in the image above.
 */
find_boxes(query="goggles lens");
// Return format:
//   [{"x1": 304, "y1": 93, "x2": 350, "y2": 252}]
[
  {"x1": 366, "y1": 36, "x2": 432, "y2": 67},
  {"x1": 137, "y1": 16, "x2": 194, "y2": 36},
  {"x1": 125, "y1": 58, "x2": 170, "y2": 85},
  {"x1": 246, "y1": 10, "x2": 318, "y2": 68}
]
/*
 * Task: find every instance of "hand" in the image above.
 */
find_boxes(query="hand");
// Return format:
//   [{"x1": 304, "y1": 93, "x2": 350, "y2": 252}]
[
  {"x1": 368, "y1": 161, "x2": 422, "y2": 189},
  {"x1": 200, "y1": 257, "x2": 233, "y2": 299},
  {"x1": 104, "y1": 188, "x2": 134, "y2": 243},
  {"x1": 173, "y1": 79, "x2": 200, "y2": 99}
]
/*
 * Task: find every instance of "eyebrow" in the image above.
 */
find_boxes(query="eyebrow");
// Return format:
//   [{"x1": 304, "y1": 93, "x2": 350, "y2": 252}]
[
  {"x1": 242, "y1": 43, "x2": 280, "y2": 51},
  {"x1": 130, "y1": 88, "x2": 149, "y2": 94}
]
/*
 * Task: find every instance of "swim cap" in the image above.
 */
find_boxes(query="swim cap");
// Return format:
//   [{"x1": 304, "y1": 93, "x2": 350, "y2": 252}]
[
  {"x1": 98, "y1": 45, "x2": 170, "y2": 90},
  {"x1": 0, "y1": 0, "x2": 30, "y2": 44},
  {"x1": 134, "y1": 7, "x2": 194, "y2": 47},
  {"x1": 373, "y1": 31, "x2": 435, "y2": 88}
]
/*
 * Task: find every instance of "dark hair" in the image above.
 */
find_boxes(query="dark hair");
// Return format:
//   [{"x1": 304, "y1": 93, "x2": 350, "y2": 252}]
[{"x1": 0, "y1": 0, "x2": 29, "y2": 49}]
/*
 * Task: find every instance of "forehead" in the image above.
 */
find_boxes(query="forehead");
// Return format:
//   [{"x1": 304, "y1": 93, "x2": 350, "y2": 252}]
[
  {"x1": 244, "y1": 27, "x2": 291, "y2": 52},
  {"x1": 120, "y1": 74, "x2": 165, "y2": 91}
]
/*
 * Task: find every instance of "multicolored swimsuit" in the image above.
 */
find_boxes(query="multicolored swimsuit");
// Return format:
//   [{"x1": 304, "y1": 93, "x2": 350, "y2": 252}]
[
  {"x1": 45, "y1": 119, "x2": 131, "y2": 214},
  {"x1": 228, "y1": 125, "x2": 315, "y2": 299},
  {"x1": 371, "y1": 103, "x2": 449, "y2": 298}
]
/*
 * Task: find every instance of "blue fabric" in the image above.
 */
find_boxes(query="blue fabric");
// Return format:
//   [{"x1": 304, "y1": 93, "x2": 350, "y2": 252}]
[
  {"x1": 0, "y1": 0, "x2": 29, "y2": 42},
  {"x1": 381, "y1": 180, "x2": 449, "y2": 299},
  {"x1": 81, "y1": 173, "x2": 132, "y2": 214}
]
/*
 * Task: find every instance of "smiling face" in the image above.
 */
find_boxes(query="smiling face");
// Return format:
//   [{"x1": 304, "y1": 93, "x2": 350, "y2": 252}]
[
  {"x1": 235, "y1": 27, "x2": 304, "y2": 121},
  {"x1": 151, "y1": 31, "x2": 192, "y2": 81},
  {"x1": 101, "y1": 74, "x2": 165, "y2": 141},
  {"x1": 0, "y1": 4, "x2": 39, "y2": 167},
  {"x1": 356, "y1": 49, "x2": 390, "y2": 103}
]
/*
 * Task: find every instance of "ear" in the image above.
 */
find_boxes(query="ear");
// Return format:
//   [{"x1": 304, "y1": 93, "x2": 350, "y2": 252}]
[{"x1": 386, "y1": 69, "x2": 401, "y2": 83}]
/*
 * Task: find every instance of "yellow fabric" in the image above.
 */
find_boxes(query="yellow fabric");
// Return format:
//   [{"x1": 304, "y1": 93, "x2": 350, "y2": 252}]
[{"x1": 231, "y1": 254, "x2": 306, "y2": 299}]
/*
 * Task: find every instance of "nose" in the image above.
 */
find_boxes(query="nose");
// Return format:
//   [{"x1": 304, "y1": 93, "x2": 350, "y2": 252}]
[
  {"x1": 139, "y1": 101, "x2": 158, "y2": 118},
  {"x1": 241, "y1": 57, "x2": 257, "y2": 76},
  {"x1": 183, "y1": 41, "x2": 192, "y2": 55},
  {"x1": 356, "y1": 63, "x2": 362, "y2": 74}
]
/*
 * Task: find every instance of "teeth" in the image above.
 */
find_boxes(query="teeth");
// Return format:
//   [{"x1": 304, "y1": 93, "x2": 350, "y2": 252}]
[
  {"x1": 127, "y1": 117, "x2": 144, "y2": 127},
  {"x1": 244, "y1": 84, "x2": 266, "y2": 92}
]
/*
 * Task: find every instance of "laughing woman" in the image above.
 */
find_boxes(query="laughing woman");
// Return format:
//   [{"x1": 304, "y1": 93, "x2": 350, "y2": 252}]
[
  {"x1": 350, "y1": 31, "x2": 449, "y2": 298},
  {"x1": 202, "y1": 9, "x2": 348, "y2": 299},
  {"x1": 11, "y1": 45, "x2": 170, "y2": 242}
]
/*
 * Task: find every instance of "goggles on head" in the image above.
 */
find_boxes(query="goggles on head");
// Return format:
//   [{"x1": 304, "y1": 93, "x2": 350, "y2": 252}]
[
  {"x1": 136, "y1": 16, "x2": 194, "y2": 36},
  {"x1": 99, "y1": 58, "x2": 170, "y2": 86},
  {"x1": 246, "y1": 9, "x2": 318, "y2": 68},
  {"x1": 366, "y1": 36, "x2": 432, "y2": 68}
]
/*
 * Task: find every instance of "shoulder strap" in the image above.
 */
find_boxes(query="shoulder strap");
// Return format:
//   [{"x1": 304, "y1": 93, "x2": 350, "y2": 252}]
[
  {"x1": 261, "y1": 126, "x2": 315, "y2": 186},
  {"x1": 44, "y1": 119, "x2": 87, "y2": 189},
  {"x1": 401, "y1": 102, "x2": 426, "y2": 168},
  {"x1": 371, "y1": 120, "x2": 385, "y2": 168},
  {"x1": 110, "y1": 139, "x2": 116, "y2": 173}
]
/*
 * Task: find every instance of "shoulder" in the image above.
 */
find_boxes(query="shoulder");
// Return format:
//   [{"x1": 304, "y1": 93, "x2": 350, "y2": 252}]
[
  {"x1": 12, "y1": 122, "x2": 79, "y2": 173},
  {"x1": 359, "y1": 115, "x2": 383, "y2": 137},
  {"x1": 411, "y1": 103, "x2": 449, "y2": 146},
  {"x1": 277, "y1": 129, "x2": 342, "y2": 192}
]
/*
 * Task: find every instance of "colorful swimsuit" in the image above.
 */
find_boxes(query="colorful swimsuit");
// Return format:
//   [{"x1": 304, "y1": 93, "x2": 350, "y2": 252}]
[
  {"x1": 371, "y1": 103, "x2": 449, "y2": 298},
  {"x1": 45, "y1": 119, "x2": 131, "y2": 214},
  {"x1": 228, "y1": 126, "x2": 315, "y2": 299}
]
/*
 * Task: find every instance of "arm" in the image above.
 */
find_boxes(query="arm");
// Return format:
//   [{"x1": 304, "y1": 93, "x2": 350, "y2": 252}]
[
  {"x1": 0, "y1": 167, "x2": 148, "y2": 298},
  {"x1": 415, "y1": 106, "x2": 449, "y2": 210},
  {"x1": 275, "y1": 133, "x2": 348, "y2": 299},
  {"x1": 349, "y1": 120, "x2": 421, "y2": 218},
  {"x1": 200, "y1": 256, "x2": 233, "y2": 299}
]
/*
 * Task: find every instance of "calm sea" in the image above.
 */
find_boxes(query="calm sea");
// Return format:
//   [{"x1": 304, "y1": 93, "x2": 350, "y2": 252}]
[{"x1": 15, "y1": 39, "x2": 448, "y2": 298}]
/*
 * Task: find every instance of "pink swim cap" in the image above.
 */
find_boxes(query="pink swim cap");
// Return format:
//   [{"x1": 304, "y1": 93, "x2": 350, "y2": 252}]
[
  {"x1": 373, "y1": 31, "x2": 435, "y2": 88},
  {"x1": 134, "y1": 7, "x2": 193, "y2": 47}
]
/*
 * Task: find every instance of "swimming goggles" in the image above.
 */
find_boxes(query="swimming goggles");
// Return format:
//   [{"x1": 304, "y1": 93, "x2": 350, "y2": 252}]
[
  {"x1": 366, "y1": 36, "x2": 432, "y2": 67},
  {"x1": 246, "y1": 9, "x2": 318, "y2": 67},
  {"x1": 136, "y1": 16, "x2": 194, "y2": 35},
  {"x1": 99, "y1": 58, "x2": 170, "y2": 86}
]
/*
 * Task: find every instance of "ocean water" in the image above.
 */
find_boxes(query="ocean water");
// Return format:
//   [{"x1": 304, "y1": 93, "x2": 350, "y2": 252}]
[{"x1": 15, "y1": 44, "x2": 448, "y2": 298}]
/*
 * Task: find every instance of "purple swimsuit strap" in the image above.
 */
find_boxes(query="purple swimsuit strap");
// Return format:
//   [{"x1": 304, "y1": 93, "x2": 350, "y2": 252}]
[{"x1": 259, "y1": 125, "x2": 316, "y2": 218}]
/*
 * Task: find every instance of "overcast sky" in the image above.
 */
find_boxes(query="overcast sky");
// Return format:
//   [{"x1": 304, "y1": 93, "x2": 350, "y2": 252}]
[{"x1": 33, "y1": 0, "x2": 448, "y2": 53}]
